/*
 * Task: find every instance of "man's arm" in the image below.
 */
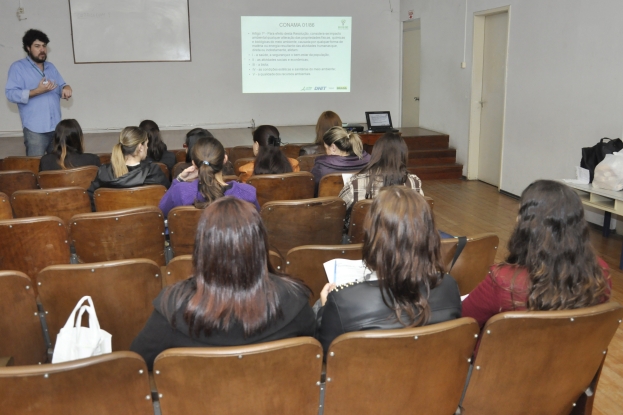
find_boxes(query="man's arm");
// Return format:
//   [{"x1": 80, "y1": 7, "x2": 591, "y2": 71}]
[
  {"x1": 6, "y1": 63, "x2": 56, "y2": 103},
  {"x1": 61, "y1": 85, "x2": 72, "y2": 99}
]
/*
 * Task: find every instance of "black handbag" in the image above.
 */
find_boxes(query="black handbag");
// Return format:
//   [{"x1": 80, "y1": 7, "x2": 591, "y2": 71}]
[{"x1": 580, "y1": 138, "x2": 623, "y2": 182}]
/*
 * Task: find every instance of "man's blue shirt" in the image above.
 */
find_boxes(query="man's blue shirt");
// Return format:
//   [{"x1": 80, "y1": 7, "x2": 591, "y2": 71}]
[{"x1": 5, "y1": 56, "x2": 66, "y2": 133}]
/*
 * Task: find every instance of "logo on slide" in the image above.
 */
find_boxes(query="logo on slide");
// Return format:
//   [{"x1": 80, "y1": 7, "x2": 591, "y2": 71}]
[
  {"x1": 338, "y1": 19, "x2": 349, "y2": 29},
  {"x1": 301, "y1": 86, "x2": 312, "y2": 91},
  {"x1": 314, "y1": 87, "x2": 327, "y2": 91}
]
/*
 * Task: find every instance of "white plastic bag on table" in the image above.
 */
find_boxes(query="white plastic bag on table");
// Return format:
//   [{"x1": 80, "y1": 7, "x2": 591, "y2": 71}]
[
  {"x1": 51, "y1": 295, "x2": 112, "y2": 363},
  {"x1": 592, "y1": 152, "x2": 623, "y2": 191}
]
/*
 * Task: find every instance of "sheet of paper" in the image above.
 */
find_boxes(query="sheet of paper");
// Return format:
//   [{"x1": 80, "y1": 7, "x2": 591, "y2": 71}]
[
  {"x1": 323, "y1": 259, "x2": 376, "y2": 285},
  {"x1": 342, "y1": 173, "x2": 353, "y2": 183},
  {"x1": 563, "y1": 166, "x2": 590, "y2": 185}
]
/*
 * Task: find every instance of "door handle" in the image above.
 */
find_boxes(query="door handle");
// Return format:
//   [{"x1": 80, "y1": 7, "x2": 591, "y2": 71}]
[{"x1": 414, "y1": 97, "x2": 420, "y2": 101}]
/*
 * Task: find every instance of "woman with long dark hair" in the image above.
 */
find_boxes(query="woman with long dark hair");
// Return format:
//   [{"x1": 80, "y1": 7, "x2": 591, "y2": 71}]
[
  {"x1": 238, "y1": 125, "x2": 300, "y2": 183},
  {"x1": 39, "y1": 119, "x2": 100, "y2": 171},
  {"x1": 462, "y1": 180, "x2": 611, "y2": 328},
  {"x1": 131, "y1": 197, "x2": 316, "y2": 369},
  {"x1": 158, "y1": 136, "x2": 259, "y2": 216},
  {"x1": 139, "y1": 120, "x2": 176, "y2": 173},
  {"x1": 315, "y1": 186, "x2": 461, "y2": 352}
]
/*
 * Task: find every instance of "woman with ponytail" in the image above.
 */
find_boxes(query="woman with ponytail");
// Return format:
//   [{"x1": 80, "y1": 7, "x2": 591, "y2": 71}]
[
  {"x1": 238, "y1": 125, "x2": 300, "y2": 183},
  {"x1": 39, "y1": 119, "x2": 100, "y2": 171},
  {"x1": 87, "y1": 126, "x2": 170, "y2": 207},
  {"x1": 310, "y1": 126, "x2": 371, "y2": 192},
  {"x1": 158, "y1": 136, "x2": 259, "y2": 217}
]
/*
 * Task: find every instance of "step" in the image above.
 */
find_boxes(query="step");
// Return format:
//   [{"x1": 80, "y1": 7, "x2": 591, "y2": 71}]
[
  {"x1": 408, "y1": 163, "x2": 463, "y2": 180},
  {"x1": 408, "y1": 148, "x2": 456, "y2": 166},
  {"x1": 401, "y1": 135, "x2": 450, "y2": 150}
]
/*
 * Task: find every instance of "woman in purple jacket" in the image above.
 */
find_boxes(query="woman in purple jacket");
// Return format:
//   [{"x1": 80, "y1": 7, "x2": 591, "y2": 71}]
[{"x1": 159, "y1": 136, "x2": 259, "y2": 216}]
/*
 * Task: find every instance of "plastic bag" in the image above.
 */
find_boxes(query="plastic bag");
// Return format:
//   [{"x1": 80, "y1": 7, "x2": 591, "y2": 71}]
[{"x1": 592, "y1": 153, "x2": 623, "y2": 191}]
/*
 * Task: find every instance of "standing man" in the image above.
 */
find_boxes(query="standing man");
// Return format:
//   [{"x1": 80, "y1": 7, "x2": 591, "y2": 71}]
[{"x1": 5, "y1": 29, "x2": 73, "y2": 156}]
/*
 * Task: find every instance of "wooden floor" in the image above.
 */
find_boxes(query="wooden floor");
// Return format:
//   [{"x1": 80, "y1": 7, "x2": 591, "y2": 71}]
[{"x1": 426, "y1": 179, "x2": 623, "y2": 415}]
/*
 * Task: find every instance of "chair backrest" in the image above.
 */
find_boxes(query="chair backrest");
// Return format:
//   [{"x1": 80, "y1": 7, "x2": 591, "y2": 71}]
[
  {"x1": 69, "y1": 206, "x2": 166, "y2": 265},
  {"x1": 234, "y1": 157, "x2": 254, "y2": 176},
  {"x1": 323, "y1": 318, "x2": 479, "y2": 415},
  {"x1": 297, "y1": 154, "x2": 323, "y2": 172},
  {"x1": 37, "y1": 259, "x2": 162, "y2": 351},
  {"x1": 37, "y1": 165, "x2": 99, "y2": 189},
  {"x1": 0, "y1": 271, "x2": 47, "y2": 365},
  {"x1": 281, "y1": 143, "x2": 307, "y2": 159},
  {"x1": 439, "y1": 233, "x2": 499, "y2": 295},
  {"x1": 153, "y1": 338, "x2": 323, "y2": 415},
  {"x1": 0, "y1": 170, "x2": 38, "y2": 197},
  {"x1": 171, "y1": 149, "x2": 187, "y2": 163},
  {"x1": 164, "y1": 254, "x2": 193, "y2": 287},
  {"x1": 11, "y1": 187, "x2": 91, "y2": 224},
  {"x1": 318, "y1": 172, "x2": 354, "y2": 198},
  {"x1": 424, "y1": 196, "x2": 434, "y2": 211},
  {"x1": 285, "y1": 244, "x2": 363, "y2": 305},
  {"x1": 93, "y1": 185, "x2": 167, "y2": 212},
  {"x1": 462, "y1": 302, "x2": 623, "y2": 415},
  {"x1": 248, "y1": 172, "x2": 315, "y2": 207},
  {"x1": 0, "y1": 351, "x2": 154, "y2": 415},
  {"x1": 229, "y1": 146, "x2": 255, "y2": 165},
  {"x1": 0, "y1": 192, "x2": 12, "y2": 219},
  {"x1": 168, "y1": 206, "x2": 203, "y2": 257},
  {"x1": 223, "y1": 174, "x2": 239, "y2": 182},
  {"x1": 155, "y1": 162, "x2": 170, "y2": 179},
  {"x1": 261, "y1": 197, "x2": 346, "y2": 256},
  {"x1": 269, "y1": 250, "x2": 284, "y2": 271},
  {"x1": 97, "y1": 153, "x2": 111, "y2": 164},
  {"x1": 347, "y1": 198, "x2": 373, "y2": 244},
  {"x1": 0, "y1": 216, "x2": 70, "y2": 280},
  {"x1": 171, "y1": 161, "x2": 188, "y2": 179},
  {"x1": 2, "y1": 156, "x2": 41, "y2": 174}
]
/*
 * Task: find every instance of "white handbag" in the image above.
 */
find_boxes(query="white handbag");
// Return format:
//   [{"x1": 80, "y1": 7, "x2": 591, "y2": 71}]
[{"x1": 51, "y1": 296, "x2": 112, "y2": 364}]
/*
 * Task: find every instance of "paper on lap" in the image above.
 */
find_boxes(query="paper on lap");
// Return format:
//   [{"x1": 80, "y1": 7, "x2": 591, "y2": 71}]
[
  {"x1": 342, "y1": 173, "x2": 353, "y2": 183},
  {"x1": 323, "y1": 259, "x2": 377, "y2": 285}
]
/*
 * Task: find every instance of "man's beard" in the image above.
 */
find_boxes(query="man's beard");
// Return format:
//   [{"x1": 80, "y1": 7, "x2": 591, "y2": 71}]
[{"x1": 29, "y1": 51, "x2": 46, "y2": 64}]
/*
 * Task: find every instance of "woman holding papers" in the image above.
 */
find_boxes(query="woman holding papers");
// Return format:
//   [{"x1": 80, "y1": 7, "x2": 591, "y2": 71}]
[
  {"x1": 315, "y1": 186, "x2": 461, "y2": 353},
  {"x1": 131, "y1": 197, "x2": 315, "y2": 369}
]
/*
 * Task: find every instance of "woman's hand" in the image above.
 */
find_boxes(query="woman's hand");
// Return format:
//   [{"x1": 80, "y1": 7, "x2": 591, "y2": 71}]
[
  {"x1": 178, "y1": 165, "x2": 198, "y2": 182},
  {"x1": 320, "y1": 283, "x2": 337, "y2": 306}
]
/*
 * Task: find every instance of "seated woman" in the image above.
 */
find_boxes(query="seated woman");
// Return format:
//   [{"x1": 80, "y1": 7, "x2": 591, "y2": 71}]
[
  {"x1": 310, "y1": 126, "x2": 371, "y2": 193},
  {"x1": 88, "y1": 126, "x2": 170, "y2": 204},
  {"x1": 462, "y1": 180, "x2": 611, "y2": 329},
  {"x1": 131, "y1": 197, "x2": 316, "y2": 370},
  {"x1": 340, "y1": 132, "x2": 423, "y2": 221},
  {"x1": 238, "y1": 125, "x2": 300, "y2": 183},
  {"x1": 299, "y1": 110, "x2": 343, "y2": 156},
  {"x1": 159, "y1": 135, "x2": 259, "y2": 217},
  {"x1": 39, "y1": 119, "x2": 100, "y2": 171},
  {"x1": 315, "y1": 186, "x2": 461, "y2": 353},
  {"x1": 139, "y1": 120, "x2": 176, "y2": 173}
]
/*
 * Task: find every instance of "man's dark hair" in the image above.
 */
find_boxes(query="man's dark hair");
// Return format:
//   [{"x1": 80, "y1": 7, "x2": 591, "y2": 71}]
[{"x1": 22, "y1": 29, "x2": 50, "y2": 53}]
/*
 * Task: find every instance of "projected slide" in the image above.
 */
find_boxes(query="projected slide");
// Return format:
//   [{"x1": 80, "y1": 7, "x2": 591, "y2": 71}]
[{"x1": 241, "y1": 16, "x2": 352, "y2": 93}]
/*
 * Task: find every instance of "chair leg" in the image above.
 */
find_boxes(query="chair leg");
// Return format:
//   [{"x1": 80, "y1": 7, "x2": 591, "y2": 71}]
[{"x1": 570, "y1": 355, "x2": 606, "y2": 415}]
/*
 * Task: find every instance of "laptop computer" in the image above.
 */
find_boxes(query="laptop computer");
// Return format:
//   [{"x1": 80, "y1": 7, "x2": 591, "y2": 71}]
[{"x1": 365, "y1": 111, "x2": 398, "y2": 133}]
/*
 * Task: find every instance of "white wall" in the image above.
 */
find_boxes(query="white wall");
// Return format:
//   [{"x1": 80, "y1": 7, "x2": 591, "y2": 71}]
[
  {"x1": 400, "y1": 0, "x2": 623, "y2": 196},
  {"x1": 1, "y1": 0, "x2": 401, "y2": 136}
]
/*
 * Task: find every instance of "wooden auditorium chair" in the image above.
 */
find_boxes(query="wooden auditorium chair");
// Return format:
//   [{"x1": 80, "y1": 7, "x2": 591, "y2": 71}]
[
  {"x1": 164, "y1": 254, "x2": 193, "y2": 287},
  {"x1": 155, "y1": 162, "x2": 170, "y2": 180},
  {"x1": 323, "y1": 318, "x2": 479, "y2": 415},
  {"x1": 229, "y1": 146, "x2": 255, "y2": 165},
  {"x1": 297, "y1": 154, "x2": 323, "y2": 172},
  {"x1": 0, "y1": 216, "x2": 70, "y2": 282},
  {"x1": 93, "y1": 185, "x2": 167, "y2": 212},
  {"x1": 318, "y1": 172, "x2": 356, "y2": 198},
  {"x1": 97, "y1": 153, "x2": 111, "y2": 165},
  {"x1": 1, "y1": 156, "x2": 40, "y2": 174},
  {"x1": 0, "y1": 192, "x2": 12, "y2": 219},
  {"x1": 439, "y1": 233, "x2": 499, "y2": 295},
  {"x1": 234, "y1": 157, "x2": 254, "y2": 176},
  {"x1": 37, "y1": 259, "x2": 162, "y2": 351},
  {"x1": 0, "y1": 271, "x2": 47, "y2": 365},
  {"x1": 0, "y1": 351, "x2": 154, "y2": 415},
  {"x1": 153, "y1": 338, "x2": 323, "y2": 415},
  {"x1": 248, "y1": 172, "x2": 315, "y2": 207},
  {"x1": 171, "y1": 162, "x2": 187, "y2": 179},
  {"x1": 281, "y1": 143, "x2": 307, "y2": 159},
  {"x1": 269, "y1": 250, "x2": 284, "y2": 271},
  {"x1": 461, "y1": 302, "x2": 623, "y2": 415},
  {"x1": 0, "y1": 170, "x2": 38, "y2": 197},
  {"x1": 261, "y1": 197, "x2": 346, "y2": 255},
  {"x1": 69, "y1": 206, "x2": 166, "y2": 265},
  {"x1": 11, "y1": 187, "x2": 91, "y2": 224},
  {"x1": 171, "y1": 149, "x2": 187, "y2": 163},
  {"x1": 168, "y1": 206, "x2": 203, "y2": 257},
  {"x1": 37, "y1": 165, "x2": 99, "y2": 190},
  {"x1": 285, "y1": 244, "x2": 363, "y2": 305}
]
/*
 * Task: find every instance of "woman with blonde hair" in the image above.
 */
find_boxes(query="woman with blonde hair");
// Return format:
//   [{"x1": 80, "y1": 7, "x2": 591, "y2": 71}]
[
  {"x1": 39, "y1": 119, "x2": 100, "y2": 171},
  {"x1": 87, "y1": 126, "x2": 170, "y2": 205},
  {"x1": 310, "y1": 126, "x2": 371, "y2": 191},
  {"x1": 159, "y1": 136, "x2": 259, "y2": 217}
]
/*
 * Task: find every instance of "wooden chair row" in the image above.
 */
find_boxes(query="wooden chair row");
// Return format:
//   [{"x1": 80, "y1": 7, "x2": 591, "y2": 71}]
[{"x1": 2, "y1": 302, "x2": 621, "y2": 415}]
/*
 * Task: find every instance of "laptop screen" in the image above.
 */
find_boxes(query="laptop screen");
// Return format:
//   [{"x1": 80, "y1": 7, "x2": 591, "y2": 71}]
[{"x1": 365, "y1": 111, "x2": 393, "y2": 129}]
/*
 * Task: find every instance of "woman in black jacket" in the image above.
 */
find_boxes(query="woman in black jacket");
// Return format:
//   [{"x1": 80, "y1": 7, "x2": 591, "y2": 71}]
[
  {"x1": 315, "y1": 186, "x2": 461, "y2": 353},
  {"x1": 87, "y1": 126, "x2": 170, "y2": 207},
  {"x1": 39, "y1": 119, "x2": 100, "y2": 171}
]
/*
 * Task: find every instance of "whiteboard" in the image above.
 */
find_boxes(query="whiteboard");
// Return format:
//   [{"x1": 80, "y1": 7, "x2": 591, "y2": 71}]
[{"x1": 69, "y1": 0, "x2": 191, "y2": 63}]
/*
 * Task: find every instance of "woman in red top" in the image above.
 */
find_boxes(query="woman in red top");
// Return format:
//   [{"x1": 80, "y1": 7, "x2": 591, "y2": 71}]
[{"x1": 462, "y1": 180, "x2": 611, "y2": 329}]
